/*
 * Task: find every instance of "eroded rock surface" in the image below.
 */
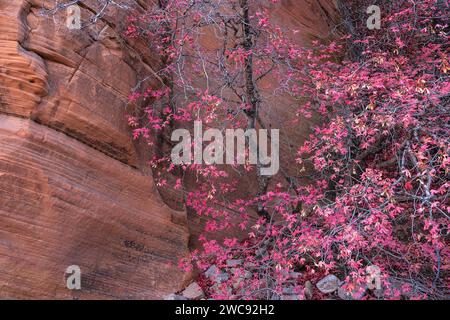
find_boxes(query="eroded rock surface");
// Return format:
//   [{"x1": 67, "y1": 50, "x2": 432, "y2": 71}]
[
  {"x1": 0, "y1": 115, "x2": 190, "y2": 299},
  {"x1": 0, "y1": 0, "x2": 189, "y2": 299}
]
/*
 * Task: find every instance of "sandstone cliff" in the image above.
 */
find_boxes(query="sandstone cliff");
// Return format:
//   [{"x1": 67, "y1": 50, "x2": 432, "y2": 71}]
[{"x1": 0, "y1": 0, "x2": 190, "y2": 299}]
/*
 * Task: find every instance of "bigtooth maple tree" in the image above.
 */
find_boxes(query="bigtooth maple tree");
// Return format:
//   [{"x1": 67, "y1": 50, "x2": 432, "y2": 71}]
[{"x1": 124, "y1": 0, "x2": 449, "y2": 300}]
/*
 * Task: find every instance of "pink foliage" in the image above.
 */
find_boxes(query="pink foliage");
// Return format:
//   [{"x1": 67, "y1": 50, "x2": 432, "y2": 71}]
[{"x1": 126, "y1": 0, "x2": 449, "y2": 300}]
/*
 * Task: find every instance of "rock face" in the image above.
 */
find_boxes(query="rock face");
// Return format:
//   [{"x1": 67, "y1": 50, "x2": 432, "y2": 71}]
[
  {"x1": 0, "y1": 0, "x2": 339, "y2": 299},
  {"x1": 0, "y1": 115, "x2": 189, "y2": 299},
  {"x1": 0, "y1": 0, "x2": 161, "y2": 166},
  {"x1": 0, "y1": 0, "x2": 189, "y2": 299}
]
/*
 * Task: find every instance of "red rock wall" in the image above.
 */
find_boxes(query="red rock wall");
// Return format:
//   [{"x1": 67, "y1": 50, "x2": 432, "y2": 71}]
[
  {"x1": 0, "y1": 115, "x2": 190, "y2": 299},
  {"x1": 0, "y1": 0, "x2": 190, "y2": 299},
  {"x1": 0, "y1": 0, "x2": 339, "y2": 299}
]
